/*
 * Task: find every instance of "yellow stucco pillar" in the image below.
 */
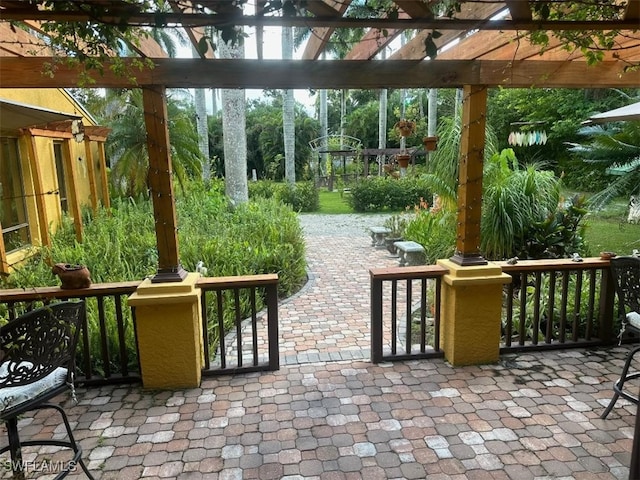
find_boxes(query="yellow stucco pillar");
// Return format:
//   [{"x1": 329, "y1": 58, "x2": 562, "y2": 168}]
[
  {"x1": 437, "y1": 259, "x2": 511, "y2": 366},
  {"x1": 128, "y1": 273, "x2": 203, "y2": 389}
]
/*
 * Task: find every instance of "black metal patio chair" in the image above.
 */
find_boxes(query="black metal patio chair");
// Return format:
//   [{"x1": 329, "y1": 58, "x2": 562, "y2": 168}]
[
  {"x1": 601, "y1": 256, "x2": 640, "y2": 419},
  {"x1": 0, "y1": 301, "x2": 95, "y2": 479}
]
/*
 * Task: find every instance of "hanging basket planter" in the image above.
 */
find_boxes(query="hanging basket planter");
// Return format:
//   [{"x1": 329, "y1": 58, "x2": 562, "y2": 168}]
[
  {"x1": 394, "y1": 120, "x2": 416, "y2": 138},
  {"x1": 396, "y1": 154, "x2": 411, "y2": 169},
  {"x1": 422, "y1": 136, "x2": 438, "y2": 151},
  {"x1": 52, "y1": 263, "x2": 92, "y2": 289}
]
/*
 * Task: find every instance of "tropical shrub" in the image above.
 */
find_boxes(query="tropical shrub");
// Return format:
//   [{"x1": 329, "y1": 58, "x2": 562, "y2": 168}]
[
  {"x1": 403, "y1": 203, "x2": 457, "y2": 264},
  {"x1": 1, "y1": 183, "x2": 307, "y2": 374},
  {"x1": 505, "y1": 271, "x2": 606, "y2": 345},
  {"x1": 248, "y1": 180, "x2": 319, "y2": 212},
  {"x1": 480, "y1": 149, "x2": 589, "y2": 260},
  {"x1": 567, "y1": 121, "x2": 640, "y2": 209},
  {"x1": 348, "y1": 176, "x2": 432, "y2": 212},
  {"x1": 518, "y1": 194, "x2": 589, "y2": 260}
]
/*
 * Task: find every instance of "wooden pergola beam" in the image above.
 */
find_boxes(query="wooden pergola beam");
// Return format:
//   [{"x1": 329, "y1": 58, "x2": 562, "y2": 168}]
[
  {"x1": 1, "y1": 57, "x2": 638, "y2": 89},
  {"x1": 141, "y1": 85, "x2": 187, "y2": 283},
  {"x1": 451, "y1": 84, "x2": 488, "y2": 266},
  {"x1": 301, "y1": 0, "x2": 351, "y2": 60},
  {"x1": 2, "y1": 11, "x2": 638, "y2": 30}
]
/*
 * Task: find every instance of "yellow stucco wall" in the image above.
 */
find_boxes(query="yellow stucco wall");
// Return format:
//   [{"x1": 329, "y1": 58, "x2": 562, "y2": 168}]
[
  {"x1": 128, "y1": 273, "x2": 204, "y2": 389},
  {"x1": 437, "y1": 259, "x2": 512, "y2": 366},
  {"x1": 0, "y1": 89, "x2": 91, "y2": 119},
  {"x1": 2, "y1": 88, "x2": 107, "y2": 272}
]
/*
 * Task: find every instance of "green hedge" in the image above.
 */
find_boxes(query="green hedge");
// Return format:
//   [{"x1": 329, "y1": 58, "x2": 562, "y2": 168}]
[
  {"x1": 348, "y1": 177, "x2": 433, "y2": 212},
  {"x1": 249, "y1": 180, "x2": 319, "y2": 212}
]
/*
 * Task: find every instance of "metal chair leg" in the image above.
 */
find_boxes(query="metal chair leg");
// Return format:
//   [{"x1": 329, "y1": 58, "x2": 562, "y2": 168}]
[
  {"x1": 602, "y1": 345, "x2": 640, "y2": 419},
  {"x1": 31, "y1": 403, "x2": 96, "y2": 480},
  {"x1": 6, "y1": 417, "x2": 25, "y2": 480},
  {"x1": 2, "y1": 404, "x2": 95, "y2": 480}
]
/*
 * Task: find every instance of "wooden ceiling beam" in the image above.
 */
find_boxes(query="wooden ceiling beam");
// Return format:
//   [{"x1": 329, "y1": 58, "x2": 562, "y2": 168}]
[
  {"x1": 388, "y1": 3, "x2": 505, "y2": 60},
  {"x1": 345, "y1": 10, "x2": 409, "y2": 60},
  {"x1": 1, "y1": 57, "x2": 637, "y2": 89},
  {"x1": 505, "y1": 1, "x2": 532, "y2": 21},
  {"x1": 392, "y1": 1, "x2": 435, "y2": 19},
  {"x1": 169, "y1": 1, "x2": 215, "y2": 59},
  {"x1": 343, "y1": 1, "x2": 438, "y2": 60},
  {"x1": 301, "y1": 0, "x2": 351, "y2": 60},
  {"x1": 438, "y1": 29, "x2": 640, "y2": 63},
  {"x1": 625, "y1": 0, "x2": 640, "y2": 20},
  {"x1": 2, "y1": 12, "x2": 637, "y2": 30},
  {"x1": 0, "y1": 22, "x2": 52, "y2": 56},
  {"x1": 128, "y1": 34, "x2": 168, "y2": 58}
]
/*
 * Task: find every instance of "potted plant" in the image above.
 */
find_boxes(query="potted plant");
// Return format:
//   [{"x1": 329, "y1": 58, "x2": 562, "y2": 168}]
[
  {"x1": 383, "y1": 214, "x2": 408, "y2": 254},
  {"x1": 394, "y1": 119, "x2": 416, "y2": 138},
  {"x1": 396, "y1": 154, "x2": 411, "y2": 169},
  {"x1": 52, "y1": 263, "x2": 92, "y2": 289},
  {"x1": 423, "y1": 136, "x2": 438, "y2": 151}
]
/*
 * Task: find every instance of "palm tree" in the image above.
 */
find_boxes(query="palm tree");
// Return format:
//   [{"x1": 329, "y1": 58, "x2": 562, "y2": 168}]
[
  {"x1": 568, "y1": 121, "x2": 640, "y2": 208},
  {"x1": 107, "y1": 89, "x2": 203, "y2": 197},
  {"x1": 282, "y1": 25, "x2": 296, "y2": 184},
  {"x1": 219, "y1": 35, "x2": 249, "y2": 204}
]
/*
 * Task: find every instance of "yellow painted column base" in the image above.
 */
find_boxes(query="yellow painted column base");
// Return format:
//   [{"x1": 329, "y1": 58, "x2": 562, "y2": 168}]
[
  {"x1": 436, "y1": 259, "x2": 511, "y2": 366},
  {"x1": 128, "y1": 273, "x2": 203, "y2": 389}
]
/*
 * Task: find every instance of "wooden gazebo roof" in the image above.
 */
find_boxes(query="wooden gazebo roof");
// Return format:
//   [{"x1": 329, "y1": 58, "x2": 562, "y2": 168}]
[{"x1": 1, "y1": 0, "x2": 639, "y2": 279}]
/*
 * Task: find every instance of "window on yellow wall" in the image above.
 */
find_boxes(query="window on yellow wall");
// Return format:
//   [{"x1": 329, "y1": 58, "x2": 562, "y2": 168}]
[
  {"x1": 0, "y1": 137, "x2": 31, "y2": 253},
  {"x1": 53, "y1": 142, "x2": 68, "y2": 213}
]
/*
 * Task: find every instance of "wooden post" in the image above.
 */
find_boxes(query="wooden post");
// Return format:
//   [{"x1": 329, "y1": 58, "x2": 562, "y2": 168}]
[
  {"x1": 96, "y1": 142, "x2": 111, "y2": 209},
  {"x1": 142, "y1": 85, "x2": 187, "y2": 283},
  {"x1": 61, "y1": 139, "x2": 83, "y2": 242},
  {"x1": 84, "y1": 140, "x2": 99, "y2": 213},
  {"x1": 24, "y1": 133, "x2": 51, "y2": 248},
  {"x1": 451, "y1": 84, "x2": 488, "y2": 266},
  {"x1": 0, "y1": 220, "x2": 8, "y2": 275}
]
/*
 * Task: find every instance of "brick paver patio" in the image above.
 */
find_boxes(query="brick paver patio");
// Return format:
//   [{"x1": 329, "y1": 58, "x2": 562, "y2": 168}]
[{"x1": 0, "y1": 214, "x2": 636, "y2": 479}]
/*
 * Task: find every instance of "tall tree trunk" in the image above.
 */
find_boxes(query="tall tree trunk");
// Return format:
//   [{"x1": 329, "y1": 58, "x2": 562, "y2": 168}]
[
  {"x1": 211, "y1": 89, "x2": 218, "y2": 116},
  {"x1": 377, "y1": 47, "x2": 387, "y2": 175},
  {"x1": 319, "y1": 52, "x2": 328, "y2": 185},
  {"x1": 194, "y1": 83, "x2": 210, "y2": 181},
  {"x1": 428, "y1": 88, "x2": 438, "y2": 137},
  {"x1": 378, "y1": 88, "x2": 387, "y2": 176},
  {"x1": 282, "y1": 25, "x2": 296, "y2": 184},
  {"x1": 340, "y1": 89, "x2": 347, "y2": 149},
  {"x1": 455, "y1": 88, "x2": 463, "y2": 123},
  {"x1": 219, "y1": 37, "x2": 248, "y2": 204}
]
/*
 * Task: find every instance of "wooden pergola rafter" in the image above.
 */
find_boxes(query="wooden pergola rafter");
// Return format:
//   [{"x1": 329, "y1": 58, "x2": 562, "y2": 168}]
[{"x1": 1, "y1": 0, "x2": 639, "y2": 275}]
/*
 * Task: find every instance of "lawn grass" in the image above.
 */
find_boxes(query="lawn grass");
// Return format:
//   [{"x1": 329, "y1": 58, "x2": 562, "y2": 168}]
[
  {"x1": 583, "y1": 197, "x2": 640, "y2": 255},
  {"x1": 315, "y1": 187, "x2": 640, "y2": 255},
  {"x1": 584, "y1": 217, "x2": 640, "y2": 255},
  {"x1": 318, "y1": 189, "x2": 354, "y2": 214}
]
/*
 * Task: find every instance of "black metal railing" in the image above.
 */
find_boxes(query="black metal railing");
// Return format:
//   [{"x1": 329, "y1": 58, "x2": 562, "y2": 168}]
[
  {"x1": 197, "y1": 274, "x2": 279, "y2": 375},
  {"x1": 370, "y1": 265, "x2": 448, "y2": 363},
  {"x1": 1, "y1": 282, "x2": 141, "y2": 386},
  {"x1": 498, "y1": 258, "x2": 616, "y2": 352}
]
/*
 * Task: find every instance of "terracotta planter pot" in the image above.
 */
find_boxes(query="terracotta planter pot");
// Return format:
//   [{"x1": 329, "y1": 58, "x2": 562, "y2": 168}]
[
  {"x1": 52, "y1": 263, "x2": 92, "y2": 289},
  {"x1": 394, "y1": 120, "x2": 415, "y2": 138},
  {"x1": 396, "y1": 154, "x2": 411, "y2": 169},
  {"x1": 423, "y1": 136, "x2": 438, "y2": 151}
]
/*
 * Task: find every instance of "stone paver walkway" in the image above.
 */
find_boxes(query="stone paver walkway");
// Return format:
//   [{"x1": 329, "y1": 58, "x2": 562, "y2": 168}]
[
  {"x1": 280, "y1": 214, "x2": 398, "y2": 364},
  {"x1": 0, "y1": 214, "x2": 637, "y2": 479}
]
